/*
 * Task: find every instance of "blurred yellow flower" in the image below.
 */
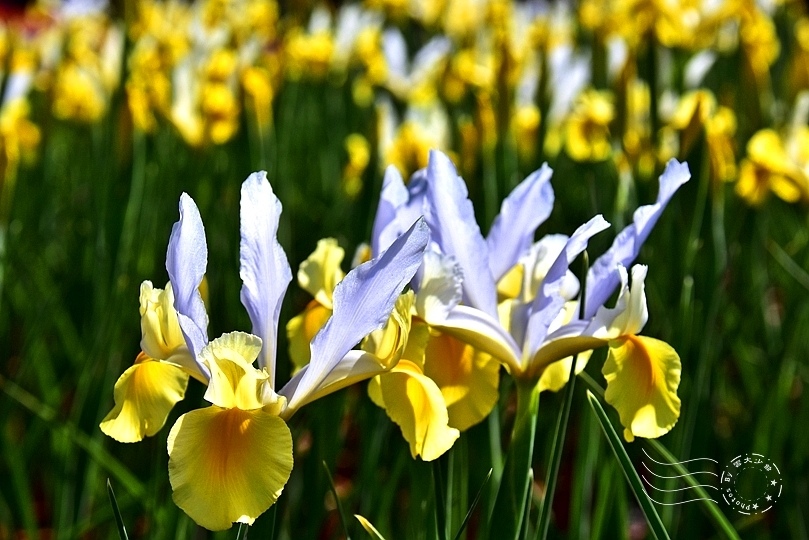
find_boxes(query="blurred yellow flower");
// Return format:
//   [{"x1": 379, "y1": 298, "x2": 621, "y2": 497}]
[
  {"x1": 737, "y1": 129, "x2": 809, "y2": 205},
  {"x1": 565, "y1": 89, "x2": 614, "y2": 162}
]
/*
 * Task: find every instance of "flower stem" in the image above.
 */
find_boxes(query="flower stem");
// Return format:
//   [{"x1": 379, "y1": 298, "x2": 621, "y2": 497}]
[{"x1": 488, "y1": 379, "x2": 541, "y2": 540}]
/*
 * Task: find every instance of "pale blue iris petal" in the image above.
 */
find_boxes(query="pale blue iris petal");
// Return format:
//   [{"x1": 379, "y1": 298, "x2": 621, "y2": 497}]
[
  {"x1": 424, "y1": 150, "x2": 498, "y2": 317},
  {"x1": 371, "y1": 166, "x2": 409, "y2": 257},
  {"x1": 486, "y1": 163, "x2": 555, "y2": 282},
  {"x1": 525, "y1": 215, "x2": 610, "y2": 359},
  {"x1": 585, "y1": 159, "x2": 690, "y2": 318},
  {"x1": 239, "y1": 172, "x2": 292, "y2": 383},
  {"x1": 281, "y1": 218, "x2": 429, "y2": 411},
  {"x1": 166, "y1": 193, "x2": 210, "y2": 379}
]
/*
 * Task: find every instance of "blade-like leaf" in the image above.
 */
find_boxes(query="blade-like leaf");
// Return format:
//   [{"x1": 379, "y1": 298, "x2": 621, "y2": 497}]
[
  {"x1": 324, "y1": 461, "x2": 351, "y2": 540},
  {"x1": 356, "y1": 515, "x2": 388, "y2": 540},
  {"x1": 586, "y1": 391, "x2": 671, "y2": 540},
  {"x1": 453, "y1": 469, "x2": 492, "y2": 540},
  {"x1": 106, "y1": 479, "x2": 129, "y2": 540}
]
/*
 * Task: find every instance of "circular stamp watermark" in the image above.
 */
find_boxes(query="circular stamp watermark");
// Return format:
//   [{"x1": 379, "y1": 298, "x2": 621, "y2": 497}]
[{"x1": 720, "y1": 453, "x2": 782, "y2": 515}]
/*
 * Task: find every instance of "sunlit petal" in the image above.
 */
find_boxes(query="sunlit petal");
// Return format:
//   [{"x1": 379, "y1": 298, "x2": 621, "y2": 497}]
[
  {"x1": 239, "y1": 171, "x2": 292, "y2": 376},
  {"x1": 280, "y1": 218, "x2": 428, "y2": 411},
  {"x1": 100, "y1": 354, "x2": 189, "y2": 443},
  {"x1": 139, "y1": 281, "x2": 193, "y2": 367},
  {"x1": 297, "y1": 238, "x2": 346, "y2": 307},
  {"x1": 423, "y1": 332, "x2": 500, "y2": 431},
  {"x1": 585, "y1": 265, "x2": 649, "y2": 339},
  {"x1": 586, "y1": 159, "x2": 690, "y2": 318},
  {"x1": 166, "y1": 193, "x2": 209, "y2": 379},
  {"x1": 286, "y1": 302, "x2": 333, "y2": 372},
  {"x1": 415, "y1": 249, "x2": 462, "y2": 324},
  {"x1": 603, "y1": 335, "x2": 682, "y2": 442},
  {"x1": 537, "y1": 351, "x2": 592, "y2": 393},
  {"x1": 374, "y1": 360, "x2": 459, "y2": 461},
  {"x1": 201, "y1": 332, "x2": 268, "y2": 411},
  {"x1": 425, "y1": 150, "x2": 498, "y2": 317},
  {"x1": 168, "y1": 407, "x2": 293, "y2": 531},
  {"x1": 487, "y1": 164, "x2": 554, "y2": 282}
]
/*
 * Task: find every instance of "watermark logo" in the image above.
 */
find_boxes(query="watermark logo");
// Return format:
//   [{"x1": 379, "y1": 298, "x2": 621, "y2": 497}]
[
  {"x1": 641, "y1": 449, "x2": 782, "y2": 515},
  {"x1": 720, "y1": 453, "x2": 782, "y2": 515}
]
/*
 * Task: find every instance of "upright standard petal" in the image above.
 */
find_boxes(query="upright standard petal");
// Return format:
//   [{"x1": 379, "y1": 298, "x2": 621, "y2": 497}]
[
  {"x1": 371, "y1": 166, "x2": 409, "y2": 257},
  {"x1": 602, "y1": 335, "x2": 682, "y2": 442},
  {"x1": 296, "y1": 238, "x2": 345, "y2": 308},
  {"x1": 585, "y1": 159, "x2": 690, "y2": 318},
  {"x1": 168, "y1": 407, "x2": 293, "y2": 530},
  {"x1": 486, "y1": 164, "x2": 555, "y2": 282},
  {"x1": 239, "y1": 172, "x2": 293, "y2": 379},
  {"x1": 524, "y1": 215, "x2": 610, "y2": 362},
  {"x1": 280, "y1": 218, "x2": 429, "y2": 411},
  {"x1": 424, "y1": 150, "x2": 498, "y2": 317},
  {"x1": 166, "y1": 193, "x2": 210, "y2": 379}
]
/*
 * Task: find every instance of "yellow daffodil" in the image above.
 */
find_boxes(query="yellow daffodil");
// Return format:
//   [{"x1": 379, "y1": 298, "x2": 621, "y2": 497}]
[{"x1": 565, "y1": 89, "x2": 615, "y2": 162}]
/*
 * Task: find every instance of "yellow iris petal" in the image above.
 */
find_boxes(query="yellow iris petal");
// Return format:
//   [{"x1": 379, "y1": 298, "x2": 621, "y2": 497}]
[
  {"x1": 298, "y1": 238, "x2": 345, "y2": 307},
  {"x1": 99, "y1": 353, "x2": 189, "y2": 443},
  {"x1": 168, "y1": 407, "x2": 293, "y2": 531},
  {"x1": 602, "y1": 335, "x2": 682, "y2": 442},
  {"x1": 201, "y1": 332, "x2": 269, "y2": 411},
  {"x1": 373, "y1": 360, "x2": 459, "y2": 461},
  {"x1": 286, "y1": 301, "x2": 333, "y2": 371},
  {"x1": 537, "y1": 350, "x2": 593, "y2": 393},
  {"x1": 423, "y1": 332, "x2": 500, "y2": 432}
]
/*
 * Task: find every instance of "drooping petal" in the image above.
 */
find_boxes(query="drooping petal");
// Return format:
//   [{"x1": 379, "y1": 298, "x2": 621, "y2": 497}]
[
  {"x1": 168, "y1": 407, "x2": 293, "y2": 531},
  {"x1": 486, "y1": 164, "x2": 555, "y2": 282},
  {"x1": 286, "y1": 302, "x2": 333, "y2": 372},
  {"x1": 585, "y1": 159, "x2": 690, "y2": 318},
  {"x1": 524, "y1": 215, "x2": 610, "y2": 361},
  {"x1": 423, "y1": 332, "x2": 500, "y2": 432},
  {"x1": 280, "y1": 218, "x2": 429, "y2": 411},
  {"x1": 414, "y1": 249, "x2": 462, "y2": 324},
  {"x1": 602, "y1": 335, "x2": 682, "y2": 442},
  {"x1": 166, "y1": 193, "x2": 209, "y2": 379},
  {"x1": 424, "y1": 150, "x2": 498, "y2": 317},
  {"x1": 239, "y1": 171, "x2": 293, "y2": 378},
  {"x1": 279, "y1": 293, "x2": 416, "y2": 416},
  {"x1": 100, "y1": 353, "x2": 189, "y2": 443},
  {"x1": 537, "y1": 351, "x2": 592, "y2": 393},
  {"x1": 431, "y1": 305, "x2": 523, "y2": 376},
  {"x1": 297, "y1": 238, "x2": 346, "y2": 308},
  {"x1": 201, "y1": 332, "x2": 268, "y2": 411},
  {"x1": 373, "y1": 360, "x2": 459, "y2": 461}
]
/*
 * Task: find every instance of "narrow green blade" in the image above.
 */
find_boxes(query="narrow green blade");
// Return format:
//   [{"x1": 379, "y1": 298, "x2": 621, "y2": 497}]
[
  {"x1": 106, "y1": 479, "x2": 129, "y2": 540},
  {"x1": 586, "y1": 391, "x2": 671, "y2": 540}
]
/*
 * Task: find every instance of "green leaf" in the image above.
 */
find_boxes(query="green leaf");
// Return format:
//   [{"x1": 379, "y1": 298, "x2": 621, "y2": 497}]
[
  {"x1": 106, "y1": 479, "x2": 129, "y2": 540},
  {"x1": 323, "y1": 461, "x2": 351, "y2": 540},
  {"x1": 586, "y1": 391, "x2": 671, "y2": 540},
  {"x1": 453, "y1": 468, "x2": 492, "y2": 540}
]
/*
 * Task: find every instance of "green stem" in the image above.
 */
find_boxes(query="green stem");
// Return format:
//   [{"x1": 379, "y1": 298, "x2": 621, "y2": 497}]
[{"x1": 488, "y1": 379, "x2": 541, "y2": 540}]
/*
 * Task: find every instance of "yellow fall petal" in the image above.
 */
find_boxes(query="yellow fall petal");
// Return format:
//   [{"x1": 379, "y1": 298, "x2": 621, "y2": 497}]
[
  {"x1": 298, "y1": 238, "x2": 346, "y2": 307},
  {"x1": 100, "y1": 353, "x2": 189, "y2": 443},
  {"x1": 537, "y1": 350, "x2": 593, "y2": 393},
  {"x1": 602, "y1": 335, "x2": 682, "y2": 442},
  {"x1": 375, "y1": 360, "x2": 459, "y2": 461},
  {"x1": 362, "y1": 291, "x2": 415, "y2": 370},
  {"x1": 168, "y1": 407, "x2": 293, "y2": 531},
  {"x1": 286, "y1": 301, "x2": 333, "y2": 372},
  {"x1": 422, "y1": 332, "x2": 499, "y2": 432}
]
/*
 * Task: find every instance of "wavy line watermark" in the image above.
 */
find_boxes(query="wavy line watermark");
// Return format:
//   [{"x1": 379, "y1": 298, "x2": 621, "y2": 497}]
[{"x1": 640, "y1": 449, "x2": 782, "y2": 515}]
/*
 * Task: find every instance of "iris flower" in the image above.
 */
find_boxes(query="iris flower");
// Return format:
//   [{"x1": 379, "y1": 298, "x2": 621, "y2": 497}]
[
  {"x1": 103, "y1": 171, "x2": 428, "y2": 530},
  {"x1": 376, "y1": 150, "x2": 690, "y2": 441}
]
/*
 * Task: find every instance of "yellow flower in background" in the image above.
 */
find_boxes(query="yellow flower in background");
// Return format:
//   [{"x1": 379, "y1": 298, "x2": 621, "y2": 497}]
[
  {"x1": 736, "y1": 129, "x2": 809, "y2": 205},
  {"x1": 52, "y1": 62, "x2": 107, "y2": 122},
  {"x1": 287, "y1": 239, "x2": 346, "y2": 372},
  {"x1": 100, "y1": 282, "x2": 195, "y2": 443},
  {"x1": 343, "y1": 133, "x2": 371, "y2": 198},
  {"x1": 565, "y1": 89, "x2": 614, "y2": 162},
  {"x1": 285, "y1": 26, "x2": 334, "y2": 80}
]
